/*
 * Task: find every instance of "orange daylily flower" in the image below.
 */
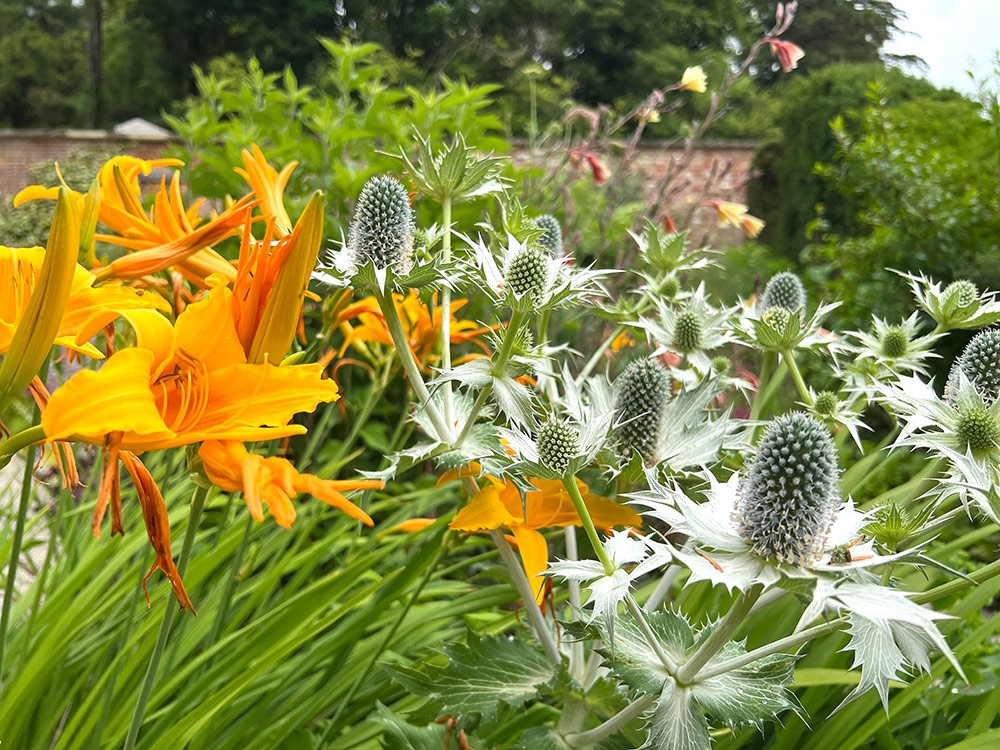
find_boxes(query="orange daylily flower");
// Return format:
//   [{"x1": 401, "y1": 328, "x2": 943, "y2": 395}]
[
  {"x1": 234, "y1": 144, "x2": 297, "y2": 236},
  {"x1": 15, "y1": 155, "x2": 252, "y2": 287},
  {"x1": 449, "y1": 476, "x2": 642, "y2": 603},
  {"x1": 199, "y1": 440, "x2": 380, "y2": 529},
  {"x1": 338, "y1": 290, "x2": 493, "y2": 369},
  {"x1": 0, "y1": 245, "x2": 170, "y2": 359}
]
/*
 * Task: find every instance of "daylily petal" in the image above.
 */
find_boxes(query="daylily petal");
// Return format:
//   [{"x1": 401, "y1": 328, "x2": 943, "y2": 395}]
[
  {"x1": 451, "y1": 484, "x2": 518, "y2": 531},
  {"x1": 511, "y1": 525, "x2": 549, "y2": 604}
]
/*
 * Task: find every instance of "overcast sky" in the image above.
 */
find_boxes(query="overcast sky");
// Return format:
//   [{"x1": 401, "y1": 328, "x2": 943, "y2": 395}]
[{"x1": 882, "y1": 0, "x2": 999, "y2": 93}]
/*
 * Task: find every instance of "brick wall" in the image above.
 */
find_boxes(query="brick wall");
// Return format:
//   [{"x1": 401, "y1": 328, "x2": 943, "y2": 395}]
[{"x1": 0, "y1": 130, "x2": 757, "y2": 245}]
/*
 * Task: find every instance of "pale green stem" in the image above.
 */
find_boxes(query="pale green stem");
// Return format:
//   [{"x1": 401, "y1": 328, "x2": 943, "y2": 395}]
[
  {"x1": 749, "y1": 351, "x2": 775, "y2": 421},
  {"x1": 693, "y1": 617, "x2": 849, "y2": 682},
  {"x1": 440, "y1": 197, "x2": 454, "y2": 428},
  {"x1": 577, "y1": 324, "x2": 624, "y2": 385},
  {"x1": 913, "y1": 557, "x2": 1000, "y2": 605},
  {"x1": 626, "y1": 596, "x2": 678, "y2": 674},
  {"x1": 563, "y1": 694, "x2": 656, "y2": 748},
  {"x1": 782, "y1": 351, "x2": 813, "y2": 406},
  {"x1": 564, "y1": 527, "x2": 585, "y2": 680},
  {"x1": 0, "y1": 440, "x2": 38, "y2": 685},
  {"x1": 0, "y1": 424, "x2": 46, "y2": 462},
  {"x1": 372, "y1": 285, "x2": 455, "y2": 442},
  {"x1": 124, "y1": 484, "x2": 211, "y2": 750},
  {"x1": 490, "y1": 529, "x2": 562, "y2": 665},
  {"x1": 562, "y1": 475, "x2": 613, "y2": 574},
  {"x1": 675, "y1": 584, "x2": 763, "y2": 685}
]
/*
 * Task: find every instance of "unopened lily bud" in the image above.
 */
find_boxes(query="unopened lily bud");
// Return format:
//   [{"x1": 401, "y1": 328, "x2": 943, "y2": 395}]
[
  {"x1": 737, "y1": 413, "x2": 840, "y2": 564},
  {"x1": 348, "y1": 176, "x2": 414, "y2": 272},
  {"x1": 614, "y1": 358, "x2": 671, "y2": 462},
  {"x1": 760, "y1": 271, "x2": 806, "y2": 312}
]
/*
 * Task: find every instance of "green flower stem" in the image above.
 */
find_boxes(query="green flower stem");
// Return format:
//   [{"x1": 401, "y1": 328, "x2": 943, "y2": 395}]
[
  {"x1": 455, "y1": 307, "x2": 527, "y2": 446},
  {"x1": 440, "y1": 196, "x2": 455, "y2": 428},
  {"x1": 562, "y1": 475, "x2": 614, "y2": 575},
  {"x1": 0, "y1": 424, "x2": 46, "y2": 461},
  {"x1": 124, "y1": 483, "x2": 211, "y2": 750},
  {"x1": 782, "y1": 351, "x2": 813, "y2": 406},
  {"x1": 644, "y1": 563, "x2": 681, "y2": 612},
  {"x1": 693, "y1": 616, "x2": 849, "y2": 683},
  {"x1": 749, "y1": 352, "x2": 776, "y2": 421},
  {"x1": 324, "y1": 364, "x2": 393, "y2": 467},
  {"x1": 372, "y1": 285, "x2": 455, "y2": 442},
  {"x1": 206, "y1": 513, "x2": 255, "y2": 647},
  {"x1": 675, "y1": 584, "x2": 763, "y2": 685},
  {"x1": 913, "y1": 557, "x2": 1000, "y2": 605},
  {"x1": 490, "y1": 529, "x2": 563, "y2": 665},
  {"x1": 563, "y1": 527, "x2": 585, "y2": 680},
  {"x1": 626, "y1": 596, "x2": 679, "y2": 674},
  {"x1": 578, "y1": 325, "x2": 624, "y2": 384},
  {"x1": 563, "y1": 694, "x2": 656, "y2": 748},
  {"x1": 0, "y1": 440, "x2": 39, "y2": 685}
]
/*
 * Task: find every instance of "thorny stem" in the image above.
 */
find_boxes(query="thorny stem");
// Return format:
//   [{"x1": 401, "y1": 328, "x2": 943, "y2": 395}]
[
  {"x1": 563, "y1": 694, "x2": 656, "y2": 748},
  {"x1": 782, "y1": 351, "x2": 813, "y2": 406},
  {"x1": 694, "y1": 617, "x2": 849, "y2": 683},
  {"x1": 440, "y1": 197, "x2": 455, "y2": 429},
  {"x1": 675, "y1": 584, "x2": 763, "y2": 685},
  {"x1": 372, "y1": 285, "x2": 455, "y2": 442},
  {"x1": 124, "y1": 484, "x2": 211, "y2": 750}
]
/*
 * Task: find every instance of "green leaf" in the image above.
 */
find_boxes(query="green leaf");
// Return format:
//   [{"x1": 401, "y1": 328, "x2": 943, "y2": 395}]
[
  {"x1": 374, "y1": 703, "x2": 449, "y2": 750},
  {"x1": 388, "y1": 634, "x2": 558, "y2": 724}
]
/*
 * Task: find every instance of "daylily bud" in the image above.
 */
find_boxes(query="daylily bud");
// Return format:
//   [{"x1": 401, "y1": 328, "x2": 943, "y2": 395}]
[
  {"x1": 537, "y1": 418, "x2": 579, "y2": 475},
  {"x1": 348, "y1": 175, "x2": 414, "y2": 272},
  {"x1": 534, "y1": 215, "x2": 563, "y2": 255},
  {"x1": 738, "y1": 413, "x2": 840, "y2": 564},
  {"x1": 0, "y1": 187, "x2": 81, "y2": 415},
  {"x1": 248, "y1": 191, "x2": 325, "y2": 365},
  {"x1": 672, "y1": 309, "x2": 703, "y2": 353},
  {"x1": 614, "y1": 358, "x2": 670, "y2": 462},
  {"x1": 760, "y1": 271, "x2": 806, "y2": 312}
]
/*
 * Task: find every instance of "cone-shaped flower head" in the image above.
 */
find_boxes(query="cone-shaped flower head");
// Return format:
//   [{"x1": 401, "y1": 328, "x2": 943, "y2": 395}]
[
  {"x1": 943, "y1": 279, "x2": 978, "y2": 309},
  {"x1": 761, "y1": 271, "x2": 806, "y2": 312},
  {"x1": 956, "y1": 403, "x2": 1000, "y2": 453},
  {"x1": 761, "y1": 306, "x2": 791, "y2": 332},
  {"x1": 348, "y1": 176, "x2": 414, "y2": 272},
  {"x1": 660, "y1": 274, "x2": 680, "y2": 300},
  {"x1": 954, "y1": 329, "x2": 1000, "y2": 405},
  {"x1": 737, "y1": 413, "x2": 840, "y2": 564},
  {"x1": 672, "y1": 309, "x2": 703, "y2": 353},
  {"x1": 534, "y1": 214, "x2": 563, "y2": 255},
  {"x1": 614, "y1": 358, "x2": 671, "y2": 461},
  {"x1": 879, "y1": 325, "x2": 910, "y2": 359},
  {"x1": 813, "y1": 391, "x2": 839, "y2": 416},
  {"x1": 537, "y1": 418, "x2": 579, "y2": 475},
  {"x1": 505, "y1": 244, "x2": 549, "y2": 304}
]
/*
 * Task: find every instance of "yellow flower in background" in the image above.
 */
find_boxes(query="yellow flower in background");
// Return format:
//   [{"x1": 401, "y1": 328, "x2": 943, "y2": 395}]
[
  {"x1": 15, "y1": 155, "x2": 252, "y2": 287},
  {"x1": 449, "y1": 475, "x2": 642, "y2": 603},
  {"x1": 199, "y1": 440, "x2": 381, "y2": 529},
  {"x1": 680, "y1": 66, "x2": 708, "y2": 93},
  {"x1": 338, "y1": 290, "x2": 493, "y2": 369},
  {"x1": 708, "y1": 200, "x2": 766, "y2": 238}
]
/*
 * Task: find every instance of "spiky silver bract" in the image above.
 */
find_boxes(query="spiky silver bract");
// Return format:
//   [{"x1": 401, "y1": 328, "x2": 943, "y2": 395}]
[
  {"x1": 533, "y1": 214, "x2": 563, "y2": 255},
  {"x1": 348, "y1": 176, "x2": 414, "y2": 272},
  {"x1": 737, "y1": 413, "x2": 840, "y2": 564},
  {"x1": 614, "y1": 358, "x2": 671, "y2": 462},
  {"x1": 760, "y1": 271, "x2": 806, "y2": 312},
  {"x1": 537, "y1": 418, "x2": 580, "y2": 475}
]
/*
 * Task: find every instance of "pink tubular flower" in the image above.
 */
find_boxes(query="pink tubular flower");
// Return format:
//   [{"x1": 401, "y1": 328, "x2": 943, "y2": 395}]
[
  {"x1": 768, "y1": 39, "x2": 804, "y2": 73},
  {"x1": 572, "y1": 151, "x2": 610, "y2": 185}
]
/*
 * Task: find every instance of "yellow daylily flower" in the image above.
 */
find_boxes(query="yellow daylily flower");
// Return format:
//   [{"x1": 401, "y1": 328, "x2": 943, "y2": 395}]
[
  {"x1": 199, "y1": 440, "x2": 380, "y2": 529},
  {"x1": 680, "y1": 66, "x2": 708, "y2": 93},
  {"x1": 338, "y1": 290, "x2": 493, "y2": 370},
  {"x1": 708, "y1": 200, "x2": 766, "y2": 238},
  {"x1": 449, "y1": 476, "x2": 642, "y2": 603},
  {"x1": 234, "y1": 144, "x2": 298, "y2": 236},
  {"x1": 15, "y1": 155, "x2": 252, "y2": 287}
]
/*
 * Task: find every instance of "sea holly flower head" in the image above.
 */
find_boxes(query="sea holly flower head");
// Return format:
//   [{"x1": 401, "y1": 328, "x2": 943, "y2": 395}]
[
  {"x1": 347, "y1": 175, "x2": 415, "y2": 275},
  {"x1": 946, "y1": 328, "x2": 1000, "y2": 405},
  {"x1": 759, "y1": 271, "x2": 806, "y2": 313},
  {"x1": 896, "y1": 270, "x2": 1000, "y2": 331},
  {"x1": 805, "y1": 387, "x2": 868, "y2": 448},
  {"x1": 613, "y1": 357, "x2": 672, "y2": 464},
  {"x1": 640, "y1": 283, "x2": 736, "y2": 372},
  {"x1": 532, "y1": 214, "x2": 563, "y2": 256},
  {"x1": 505, "y1": 243, "x2": 551, "y2": 308}
]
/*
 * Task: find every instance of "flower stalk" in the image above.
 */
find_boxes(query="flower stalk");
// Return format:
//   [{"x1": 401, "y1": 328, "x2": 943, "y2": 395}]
[
  {"x1": 675, "y1": 584, "x2": 763, "y2": 684},
  {"x1": 562, "y1": 474, "x2": 614, "y2": 575},
  {"x1": 563, "y1": 694, "x2": 656, "y2": 748}
]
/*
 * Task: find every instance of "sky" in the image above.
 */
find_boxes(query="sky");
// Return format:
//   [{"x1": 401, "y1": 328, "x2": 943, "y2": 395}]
[{"x1": 883, "y1": 1, "x2": 999, "y2": 93}]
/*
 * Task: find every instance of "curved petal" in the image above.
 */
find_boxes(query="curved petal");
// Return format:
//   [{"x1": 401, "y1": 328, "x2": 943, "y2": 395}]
[
  {"x1": 450, "y1": 484, "x2": 517, "y2": 531},
  {"x1": 511, "y1": 525, "x2": 549, "y2": 604}
]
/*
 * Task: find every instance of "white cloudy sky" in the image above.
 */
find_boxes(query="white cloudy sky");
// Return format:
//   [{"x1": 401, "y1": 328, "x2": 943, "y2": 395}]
[{"x1": 882, "y1": 1, "x2": 999, "y2": 92}]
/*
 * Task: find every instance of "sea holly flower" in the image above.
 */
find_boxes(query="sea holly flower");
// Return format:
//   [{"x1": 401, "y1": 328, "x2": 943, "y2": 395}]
[
  {"x1": 896, "y1": 270, "x2": 1000, "y2": 331},
  {"x1": 805, "y1": 387, "x2": 868, "y2": 448},
  {"x1": 613, "y1": 357, "x2": 672, "y2": 464},
  {"x1": 759, "y1": 271, "x2": 806, "y2": 313},
  {"x1": 768, "y1": 38, "x2": 805, "y2": 73},
  {"x1": 733, "y1": 290, "x2": 842, "y2": 356},
  {"x1": 945, "y1": 328, "x2": 1000, "y2": 405},
  {"x1": 679, "y1": 66, "x2": 707, "y2": 93},
  {"x1": 449, "y1": 476, "x2": 640, "y2": 603},
  {"x1": 640, "y1": 283, "x2": 736, "y2": 373},
  {"x1": 199, "y1": 440, "x2": 379, "y2": 529},
  {"x1": 846, "y1": 313, "x2": 941, "y2": 382},
  {"x1": 533, "y1": 215, "x2": 563, "y2": 256}
]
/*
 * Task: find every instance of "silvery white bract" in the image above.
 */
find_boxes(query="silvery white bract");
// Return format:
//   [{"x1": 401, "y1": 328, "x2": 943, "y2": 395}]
[
  {"x1": 640, "y1": 283, "x2": 738, "y2": 373},
  {"x1": 547, "y1": 530, "x2": 665, "y2": 621},
  {"x1": 847, "y1": 312, "x2": 941, "y2": 379}
]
